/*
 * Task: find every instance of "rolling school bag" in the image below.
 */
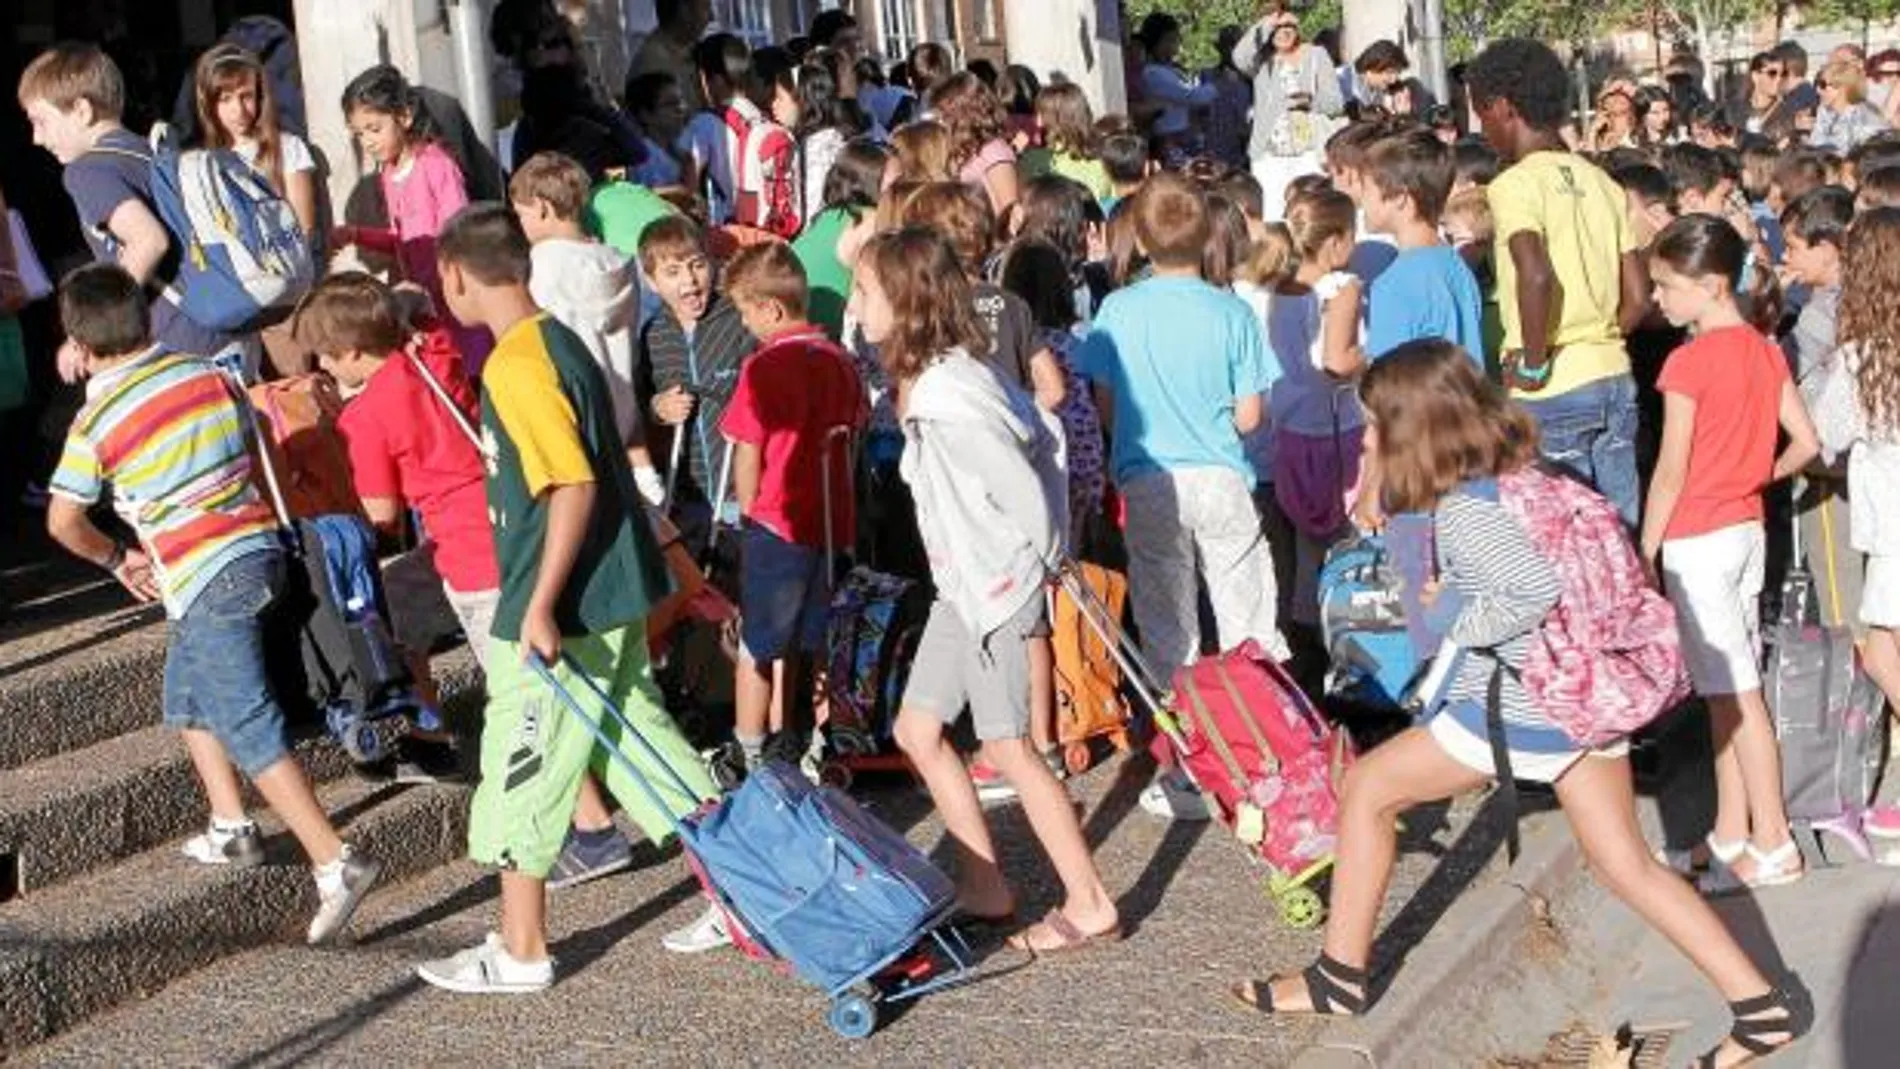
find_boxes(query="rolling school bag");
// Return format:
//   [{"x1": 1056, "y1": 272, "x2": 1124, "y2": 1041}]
[
  {"x1": 528, "y1": 656, "x2": 975, "y2": 1039},
  {"x1": 824, "y1": 566, "x2": 931, "y2": 757},
  {"x1": 1765, "y1": 517, "x2": 1887, "y2": 864},
  {"x1": 1050, "y1": 562, "x2": 1133, "y2": 773},
  {"x1": 1319, "y1": 535, "x2": 1421, "y2": 716}
]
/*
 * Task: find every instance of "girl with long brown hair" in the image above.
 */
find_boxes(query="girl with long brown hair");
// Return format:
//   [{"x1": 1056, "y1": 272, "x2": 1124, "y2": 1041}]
[
  {"x1": 852, "y1": 226, "x2": 1120, "y2": 956},
  {"x1": 193, "y1": 43, "x2": 318, "y2": 241},
  {"x1": 1237, "y1": 339, "x2": 1801, "y2": 1069},
  {"x1": 928, "y1": 72, "x2": 1019, "y2": 217}
]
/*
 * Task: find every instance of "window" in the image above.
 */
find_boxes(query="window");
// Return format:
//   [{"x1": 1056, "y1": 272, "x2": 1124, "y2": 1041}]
[
  {"x1": 714, "y1": 0, "x2": 774, "y2": 49},
  {"x1": 972, "y1": 0, "x2": 998, "y2": 41},
  {"x1": 879, "y1": 0, "x2": 919, "y2": 61}
]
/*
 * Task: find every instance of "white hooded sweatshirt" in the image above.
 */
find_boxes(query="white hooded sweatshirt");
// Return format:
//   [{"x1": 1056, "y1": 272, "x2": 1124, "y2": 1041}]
[
  {"x1": 529, "y1": 238, "x2": 642, "y2": 445},
  {"x1": 901, "y1": 349, "x2": 1068, "y2": 636}
]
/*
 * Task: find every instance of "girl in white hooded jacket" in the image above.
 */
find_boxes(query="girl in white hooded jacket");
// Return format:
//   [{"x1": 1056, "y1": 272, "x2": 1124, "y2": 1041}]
[{"x1": 850, "y1": 226, "x2": 1122, "y2": 954}]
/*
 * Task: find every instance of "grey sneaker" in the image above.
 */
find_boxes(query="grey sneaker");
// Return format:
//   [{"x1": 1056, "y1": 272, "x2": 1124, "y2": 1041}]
[
  {"x1": 181, "y1": 822, "x2": 265, "y2": 868},
  {"x1": 547, "y1": 828, "x2": 634, "y2": 890},
  {"x1": 416, "y1": 933, "x2": 554, "y2": 994},
  {"x1": 661, "y1": 902, "x2": 734, "y2": 954},
  {"x1": 307, "y1": 846, "x2": 382, "y2": 945}
]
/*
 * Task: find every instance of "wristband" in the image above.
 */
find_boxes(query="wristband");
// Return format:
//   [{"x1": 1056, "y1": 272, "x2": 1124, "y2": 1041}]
[
  {"x1": 1512, "y1": 353, "x2": 1555, "y2": 386},
  {"x1": 102, "y1": 540, "x2": 127, "y2": 573}
]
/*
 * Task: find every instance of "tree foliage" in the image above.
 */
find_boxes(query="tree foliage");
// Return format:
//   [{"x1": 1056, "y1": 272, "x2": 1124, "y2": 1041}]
[
  {"x1": 1121, "y1": 0, "x2": 1344, "y2": 72},
  {"x1": 1802, "y1": 0, "x2": 1900, "y2": 35}
]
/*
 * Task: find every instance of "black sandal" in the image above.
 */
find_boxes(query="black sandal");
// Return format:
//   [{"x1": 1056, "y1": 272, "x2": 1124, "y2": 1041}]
[
  {"x1": 1232, "y1": 952, "x2": 1368, "y2": 1017},
  {"x1": 1696, "y1": 987, "x2": 1798, "y2": 1068}
]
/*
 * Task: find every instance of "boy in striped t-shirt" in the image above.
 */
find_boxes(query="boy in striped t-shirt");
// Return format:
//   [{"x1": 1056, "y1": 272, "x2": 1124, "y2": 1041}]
[{"x1": 44, "y1": 265, "x2": 381, "y2": 945}]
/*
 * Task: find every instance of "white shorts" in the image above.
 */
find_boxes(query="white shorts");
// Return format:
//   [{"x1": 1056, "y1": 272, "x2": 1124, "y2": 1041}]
[
  {"x1": 1860, "y1": 554, "x2": 1900, "y2": 630},
  {"x1": 1662, "y1": 522, "x2": 1765, "y2": 697}
]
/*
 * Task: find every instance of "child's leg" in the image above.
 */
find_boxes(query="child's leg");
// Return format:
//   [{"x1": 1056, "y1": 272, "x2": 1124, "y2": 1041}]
[
  {"x1": 892, "y1": 604, "x2": 1013, "y2": 916},
  {"x1": 573, "y1": 777, "x2": 617, "y2": 833},
  {"x1": 1120, "y1": 471, "x2": 1200, "y2": 680},
  {"x1": 179, "y1": 729, "x2": 248, "y2": 824},
  {"x1": 1028, "y1": 631, "x2": 1056, "y2": 756},
  {"x1": 251, "y1": 758, "x2": 345, "y2": 864},
  {"x1": 1243, "y1": 727, "x2": 1486, "y2": 1008},
  {"x1": 734, "y1": 525, "x2": 822, "y2": 764},
  {"x1": 733, "y1": 648, "x2": 773, "y2": 762},
  {"x1": 1725, "y1": 689, "x2": 1797, "y2": 860},
  {"x1": 1186, "y1": 468, "x2": 1292, "y2": 662},
  {"x1": 1861, "y1": 626, "x2": 1900, "y2": 710},
  {"x1": 1705, "y1": 694, "x2": 1754, "y2": 847},
  {"x1": 586, "y1": 624, "x2": 720, "y2": 841}
]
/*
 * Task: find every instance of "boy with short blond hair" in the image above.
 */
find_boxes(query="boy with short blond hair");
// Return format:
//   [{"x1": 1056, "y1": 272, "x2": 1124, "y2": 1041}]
[
  {"x1": 414, "y1": 204, "x2": 717, "y2": 994},
  {"x1": 509, "y1": 150, "x2": 664, "y2": 505},
  {"x1": 19, "y1": 43, "x2": 237, "y2": 378},
  {"x1": 47, "y1": 263, "x2": 380, "y2": 942}
]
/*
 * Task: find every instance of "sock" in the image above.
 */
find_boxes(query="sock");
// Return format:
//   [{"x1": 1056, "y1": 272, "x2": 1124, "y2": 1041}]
[
  {"x1": 736, "y1": 732, "x2": 766, "y2": 769},
  {"x1": 574, "y1": 825, "x2": 620, "y2": 847},
  {"x1": 210, "y1": 814, "x2": 254, "y2": 835},
  {"x1": 313, "y1": 846, "x2": 354, "y2": 893}
]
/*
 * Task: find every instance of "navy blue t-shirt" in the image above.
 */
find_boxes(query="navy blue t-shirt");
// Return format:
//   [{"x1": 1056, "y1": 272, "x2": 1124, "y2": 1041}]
[{"x1": 62, "y1": 129, "x2": 230, "y2": 356}]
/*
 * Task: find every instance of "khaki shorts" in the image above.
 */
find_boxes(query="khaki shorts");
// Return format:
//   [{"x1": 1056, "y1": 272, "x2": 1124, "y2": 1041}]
[{"x1": 902, "y1": 594, "x2": 1047, "y2": 742}]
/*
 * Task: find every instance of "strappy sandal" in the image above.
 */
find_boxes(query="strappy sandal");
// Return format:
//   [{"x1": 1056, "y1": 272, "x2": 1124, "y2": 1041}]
[
  {"x1": 1656, "y1": 834, "x2": 1745, "y2": 878},
  {"x1": 1700, "y1": 839, "x2": 1806, "y2": 895},
  {"x1": 1231, "y1": 952, "x2": 1368, "y2": 1017},
  {"x1": 1696, "y1": 987, "x2": 1799, "y2": 1068}
]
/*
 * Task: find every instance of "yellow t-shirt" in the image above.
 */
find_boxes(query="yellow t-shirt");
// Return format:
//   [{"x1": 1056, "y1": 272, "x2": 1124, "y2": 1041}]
[{"x1": 1487, "y1": 151, "x2": 1636, "y2": 398}]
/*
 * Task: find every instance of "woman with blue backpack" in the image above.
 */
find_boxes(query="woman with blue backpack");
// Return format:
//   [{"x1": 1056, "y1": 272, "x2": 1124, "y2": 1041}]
[{"x1": 1234, "y1": 341, "x2": 1801, "y2": 1069}]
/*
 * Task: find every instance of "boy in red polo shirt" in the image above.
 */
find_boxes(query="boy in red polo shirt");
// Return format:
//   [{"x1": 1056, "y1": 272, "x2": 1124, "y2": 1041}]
[
  {"x1": 662, "y1": 242, "x2": 865, "y2": 954},
  {"x1": 294, "y1": 273, "x2": 637, "y2": 889}
]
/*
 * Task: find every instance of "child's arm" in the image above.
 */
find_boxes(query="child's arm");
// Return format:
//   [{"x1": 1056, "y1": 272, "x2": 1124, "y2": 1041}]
[
  {"x1": 46, "y1": 498, "x2": 159, "y2": 602},
  {"x1": 360, "y1": 497, "x2": 405, "y2": 542},
  {"x1": 1640, "y1": 392, "x2": 1694, "y2": 563},
  {"x1": 1233, "y1": 392, "x2": 1264, "y2": 436},
  {"x1": 1028, "y1": 346, "x2": 1067, "y2": 411},
  {"x1": 102, "y1": 199, "x2": 172, "y2": 287},
  {"x1": 1771, "y1": 377, "x2": 1821, "y2": 483},
  {"x1": 422, "y1": 145, "x2": 472, "y2": 232},
  {"x1": 1615, "y1": 249, "x2": 1651, "y2": 337},
  {"x1": 1505, "y1": 232, "x2": 1558, "y2": 381},
  {"x1": 285, "y1": 168, "x2": 319, "y2": 240},
  {"x1": 1321, "y1": 278, "x2": 1366, "y2": 378},
  {"x1": 731, "y1": 440, "x2": 762, "y2": 513},
  {"x1": 524, "y1": 481, "x2": 597, "y2": 661},
  {"x1": 1439, "y1": 495, "x2": 1561, "y2": 649}
]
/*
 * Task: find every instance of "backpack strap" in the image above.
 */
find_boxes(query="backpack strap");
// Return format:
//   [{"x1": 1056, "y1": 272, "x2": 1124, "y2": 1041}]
[
  {"x1": 406, "y1": 348, "x2": 492, "y2": 461},
  {"x1": 1476, "y1": 650, "x2": 1522, "y2": 864}
]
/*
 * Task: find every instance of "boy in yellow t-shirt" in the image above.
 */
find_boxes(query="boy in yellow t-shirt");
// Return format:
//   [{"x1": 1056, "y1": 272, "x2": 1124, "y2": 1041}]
[{"x1": 1464, "y1": 39, "x2": 1652, "y2": 527}]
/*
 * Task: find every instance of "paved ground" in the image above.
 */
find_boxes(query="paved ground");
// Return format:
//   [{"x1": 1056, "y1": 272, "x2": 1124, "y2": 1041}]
[{"x1": 19, "y1": 752, "x2": 1505, "y2": 1068}]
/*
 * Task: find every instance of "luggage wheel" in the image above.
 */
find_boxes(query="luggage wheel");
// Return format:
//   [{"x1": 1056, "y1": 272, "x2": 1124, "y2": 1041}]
[
  {"x1": 1265, "y1": 875, "x2": 1326, "y2": 930},
  {"x1": 818, "y1": 761, "x2": 854, "y2": 791},
  {"x1": 827, "y1": 991, "x2": 878, "y2": 1039},
  {"x1": 1063, "y1": 741, "x2": 1093, "y2": 776}
]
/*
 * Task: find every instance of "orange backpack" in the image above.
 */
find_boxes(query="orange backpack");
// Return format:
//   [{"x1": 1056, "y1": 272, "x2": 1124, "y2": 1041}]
[
  {"x1": 1051, "y1": 563, "x2": 1133, "y2": 773},
  {"x1": 248, "y1": 373, "x2": 363, "y2": 521}
]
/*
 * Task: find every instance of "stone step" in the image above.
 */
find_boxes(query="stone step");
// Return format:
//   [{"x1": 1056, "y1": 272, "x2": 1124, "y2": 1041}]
[
  {"x1": 0, "y1": 773, "x2": 472, "y2": 1054},
  {"x1": 0, "y1": 600, "x2": 168, "y2": 773},
  {"x1": 0, "y1": 646, "x2": 482, "y2": 898}
]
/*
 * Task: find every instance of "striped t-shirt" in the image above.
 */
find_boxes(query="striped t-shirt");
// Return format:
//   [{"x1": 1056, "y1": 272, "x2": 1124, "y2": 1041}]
[{"x1": 52, "y1": 346, "x2": 278, "y2": 618}]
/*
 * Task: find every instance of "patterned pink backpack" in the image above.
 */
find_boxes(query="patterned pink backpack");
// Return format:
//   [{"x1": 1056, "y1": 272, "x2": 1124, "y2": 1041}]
[{"x1": 1496, "y1": 468, "x2": 1692, "y2": 746}]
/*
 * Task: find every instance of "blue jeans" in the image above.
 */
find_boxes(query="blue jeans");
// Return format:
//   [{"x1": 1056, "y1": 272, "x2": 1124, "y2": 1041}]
[
  {"x1": 1521, "y1": 374, "x2": 1641, "y2": 529},
  {"x1": 162, "y1": 550, "x2": 291, "y2": 777}
]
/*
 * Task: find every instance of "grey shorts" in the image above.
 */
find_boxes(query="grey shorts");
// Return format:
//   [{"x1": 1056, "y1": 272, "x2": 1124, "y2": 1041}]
[{"x1": 902, "y1": 594, "x2": 1047, "y2": 742}]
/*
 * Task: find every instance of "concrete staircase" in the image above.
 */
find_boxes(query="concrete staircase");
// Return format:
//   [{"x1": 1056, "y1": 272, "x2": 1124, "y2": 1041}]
[{"x1": 0, "y1": 556, "x2": 480, "y2": 1053}]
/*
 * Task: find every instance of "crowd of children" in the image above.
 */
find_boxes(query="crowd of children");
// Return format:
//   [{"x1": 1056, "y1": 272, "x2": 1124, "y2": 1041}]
[{"x1": 19, "y1": 8, "x2": 1900, "y2": 1064}]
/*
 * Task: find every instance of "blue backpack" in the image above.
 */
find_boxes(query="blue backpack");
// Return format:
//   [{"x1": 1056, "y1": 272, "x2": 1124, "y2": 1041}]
[{"x1": 88, "y1": 124, "x2": 314, "y2": 333}]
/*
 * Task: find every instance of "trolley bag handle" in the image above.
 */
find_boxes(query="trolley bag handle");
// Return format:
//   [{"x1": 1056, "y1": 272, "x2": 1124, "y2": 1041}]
[
  {"x1": 662, "y1": 418, "x2": 687, "y2": 516},
  {"x1": 819, "y1": 424, "x2": 854, "y2": 588},
  {"x1": 526, "y1": 654, "x2": 709, "y2": 841},
  {"x1": 705, "y1": 439, "x2": 738, "y2": 559}
]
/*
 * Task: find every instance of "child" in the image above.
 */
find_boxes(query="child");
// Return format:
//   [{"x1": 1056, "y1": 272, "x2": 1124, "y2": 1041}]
[
  {"x1": 890, "y1": 120, "x2": 955, "y2": 184},
  {"x1": 625, "y1": 70, "x2": 689, "y2": 190},
  {"x1": 46, "y1": 264, "x2": 380, "y2": 942},
  {"x1": 707, "y1": 243, "x2": 863, "y2": 791},
  {"x1": 18, "y1": 43, "x2": 235, "y2": 379},
  {"x1": 1021, "y1": 83, "x2": 1112, "y2": 202},
  {"x1": 193, "y1": 43, "x2": 317, "y2": 240},
  {"x1": 1077, "y1": 173, "x2": 1288, "y2": 817},
  {"x1": 1098, "y1": 131, "x2": 1149, "y2": 215},
  {"x1": 793, "y1": 57, "x2": 862, "y2": 226},
  {"x1": 1465, "y1": 39, "x2": 1650, "y2": 527},
  {"x1": 1450, "y1": 135, "x2": 1500, "y2": 195},
  {"x1": 332, "y1": 65, "x2": 489, "y2": 375},
  {"x1": 1813, "y1": 207, "x2": 1900, "y2": 801},
  {"x1": 1443, "y1": 187, "x2": 1505, "y2": 375},
  {"x1": 856, "y1": 225, "x2": 1121, "y2": 954},
  {"x1": 414, "y1": 204, "x2": 718, "y2": 993},
  {"x1": 1254, "y1": 190, "x2": 1364, "y2": 629},
  {"x1": 1857, "y1": 163, "x2": 1900, "y2": 210},
  {"x1": 680, "y1": 33, "x2": 750, "y2": 227},
  {"x1": 508, "y1": 151, "x2": 664, "y2": 504},
  {"x1": 1642, "y1": 214, "x2": 1820, "y2": 893},
  {"x1": 729, "y1": 46, "x2": 802, "y2": 239},
  {"x1": 294, "y1": 272, "x2": 638, "y2": 886},
  {"x1": 792, "y1": 139, "x2": 887, "y2": 340},
  {"x1": 1360, "y1": 127, "x2": 1485, "y2": 360},
  {"x1": 1234, "y1": 340, "x2": 1799, "y2": 1069},
  {"x1": 1322, "y1": 121, "x2": 1400, "y2": 288},
  {"x1": 638, "y1": 215, "x2": 756, "y2": 544},
  {"x1": 1780, "y1": 186, "x2": 1862, "y2": 633}
]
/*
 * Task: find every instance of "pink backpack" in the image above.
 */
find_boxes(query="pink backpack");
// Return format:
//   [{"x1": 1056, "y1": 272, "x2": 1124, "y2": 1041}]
[{"x1": 1495, "y1": 468, "x2": 1691, "y2": 746}]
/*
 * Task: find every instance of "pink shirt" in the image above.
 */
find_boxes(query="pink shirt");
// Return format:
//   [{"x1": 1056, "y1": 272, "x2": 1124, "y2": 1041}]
[
  {"x1": 958, "y1": 138, "x2": 1016, "y2": 189},
  {"x1": 354, "y1": 143, "x2": 494, "y2": 373}
]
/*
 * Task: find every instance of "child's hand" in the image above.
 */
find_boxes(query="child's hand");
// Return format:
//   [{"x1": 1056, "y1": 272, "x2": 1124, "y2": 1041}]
[
  {"x1": 1418, "y1": 579, "x2": 1443, "y2": 608},
  {"x1": 654, "y1": 387, "x2": 696, "y2": 425},
  {"x1": 521, "y1": 606, "x2": 562, "y2": 666},
  {"x1": 1352, "y1": 491, "x2": 1385, "y2": 533},
  {"x1": 115, "y1": 549, "x2": 161, "y2": 603},
  {"x1": 328, "y1": 225, "x2": 357, "y2": 250},
  {"x1": 56, "y1": 338, "x2": 89, "y2": 384}
]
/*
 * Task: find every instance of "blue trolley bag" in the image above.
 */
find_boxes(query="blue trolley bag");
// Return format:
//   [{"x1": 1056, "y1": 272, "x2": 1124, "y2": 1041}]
[{"x1": 526, "y1": 656, "x2": 972, "y2": 1039}]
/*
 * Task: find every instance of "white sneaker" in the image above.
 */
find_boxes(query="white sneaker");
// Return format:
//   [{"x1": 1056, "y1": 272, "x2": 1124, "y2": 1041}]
[
  {"x1": 1139, "y1": 774, "x2": 1212, "y2": 822},
  {"x1": 662, "y1": 902, "x2": 735, "y2": 954},
  {"x1": 307, "y1": 845, "x2": 382, "y2": 945},
  {"x1": 181, "y1": 821, "x2": 264, "y2": 867},
  {"x1": 416, "y1": 933, "x2": 554, "y2": 994}
]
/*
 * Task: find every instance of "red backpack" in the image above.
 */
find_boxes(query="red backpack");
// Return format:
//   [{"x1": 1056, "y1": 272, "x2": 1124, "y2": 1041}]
[{"x1": 1496, "y1": 467, "x2": 1691, "y2": 746}]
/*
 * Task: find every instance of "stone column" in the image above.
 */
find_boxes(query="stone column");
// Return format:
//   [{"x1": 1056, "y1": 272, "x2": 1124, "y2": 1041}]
[
  {"x1": 1003, "y1": 0, "x2": 1126, "y2": 115},
  {"x1": 1342, "y1": 0, "x2": 1417, "y2": 60}
]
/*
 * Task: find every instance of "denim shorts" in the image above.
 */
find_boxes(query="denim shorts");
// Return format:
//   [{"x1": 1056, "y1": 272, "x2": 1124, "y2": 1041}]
[
  {"x1": 739, "y1": 521, "x2": 833, "y2": 663},
  {"x1": 162, "y1": 550, "x2": 292, "y2": 778}
]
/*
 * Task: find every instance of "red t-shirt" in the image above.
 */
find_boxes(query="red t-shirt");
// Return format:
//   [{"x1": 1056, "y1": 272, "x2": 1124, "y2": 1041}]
[
  {"x1": 718, "y1": 326, "x2": 866, "y2": 548},
  {"x1": 1656, "y1": 324, "x2": 1791, "y2": 541},
  {"x1": 338, "y1": 326, "x2": 500, "y2": 592}
]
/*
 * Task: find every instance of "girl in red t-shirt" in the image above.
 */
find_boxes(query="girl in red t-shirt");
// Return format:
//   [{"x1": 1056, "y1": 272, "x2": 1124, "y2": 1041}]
[{"x1": 1642, "y1": 214, "x2": 1820, "y2": 894}]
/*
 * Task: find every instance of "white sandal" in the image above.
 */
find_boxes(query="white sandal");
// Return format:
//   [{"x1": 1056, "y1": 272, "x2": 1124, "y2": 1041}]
[
  {"x1": 1699, "y1": 839, "x2": 1806, "y2": 895},
  {"x1": 1656, "y1": 834, "x2": 1745, "y2": 878}
]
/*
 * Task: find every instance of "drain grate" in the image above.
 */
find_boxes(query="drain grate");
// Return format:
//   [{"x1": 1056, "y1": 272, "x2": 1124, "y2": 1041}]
[{"x1": 1492, "y1": 1021, "x2": 1682, "y2": 1069}]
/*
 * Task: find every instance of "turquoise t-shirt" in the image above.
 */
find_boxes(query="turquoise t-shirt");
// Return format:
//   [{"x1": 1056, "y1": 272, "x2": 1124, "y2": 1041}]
[
  {"x1": 1365, "y1": 244, "x2": 1486, "y2": 362},
  {"x1": 1075, "y1": 276, "x2": 1278, "y2": 488}
]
